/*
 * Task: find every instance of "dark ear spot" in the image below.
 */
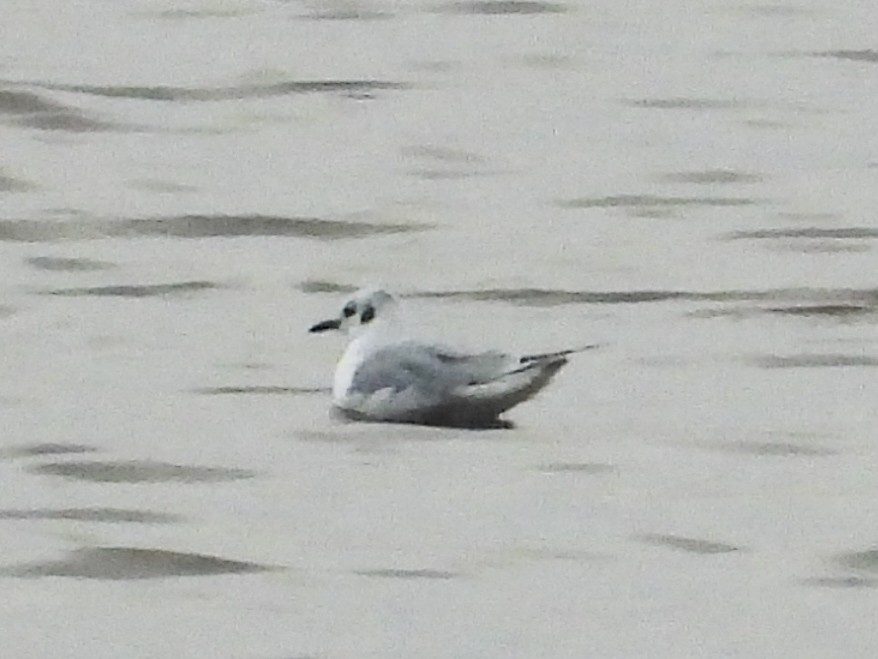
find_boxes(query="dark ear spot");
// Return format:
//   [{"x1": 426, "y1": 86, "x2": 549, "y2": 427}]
[
  {"x1": 360, "y1": 305, "x2": 375, "y2": 323},
  {"x1": 343, "y1": 302, "x2": 356, "y2": 318}
]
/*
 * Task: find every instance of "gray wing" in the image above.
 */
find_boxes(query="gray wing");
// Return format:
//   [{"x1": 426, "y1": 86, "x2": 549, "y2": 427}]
[
  {"x1": 349, "y1": 342, "x2": 513, "y2": 397},
  {"x1": 342, "y1": 342, "x2": 579, "y2": 426}
]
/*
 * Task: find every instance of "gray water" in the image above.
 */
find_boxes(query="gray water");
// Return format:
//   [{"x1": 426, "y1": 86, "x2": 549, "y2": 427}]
[{"x1": 3, "y1": 0, "x2": 878, "y2": 656}]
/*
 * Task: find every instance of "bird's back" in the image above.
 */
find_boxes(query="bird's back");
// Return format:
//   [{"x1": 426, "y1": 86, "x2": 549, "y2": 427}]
[{"x1": 335, "y1": 340, "x2": 569, "y2": 427}]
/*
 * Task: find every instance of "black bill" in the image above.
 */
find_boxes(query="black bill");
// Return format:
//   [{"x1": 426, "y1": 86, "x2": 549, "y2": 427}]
[{"x1": 309, "y1": 318, "x2": 341, "y2": 333}]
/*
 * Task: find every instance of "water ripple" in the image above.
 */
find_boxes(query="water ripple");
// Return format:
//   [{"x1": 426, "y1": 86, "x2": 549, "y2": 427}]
[
  {"x1": 623, "y1": 98, "x2": 749, "y2": 110},
  {"x1": 302, "y1": 284, "x2": 878, "y2": 308},
  {"x1": 0, "y1": 215, "x2": 427, "y2": 242},
  {"x1": 837, "y1": 549, "x2": 878, "y2": 573},
  {"x1": 414, "y1": 288, "x2": 698, "y2": 305},
  {"x1": 438, "y1": 1, "x2": 566, "y2": 14},
  {"x1": 1, "y1": 443, "x2": 98, "y2": 458},
  {"x1": 765, "y1": 304, "x2": 873, "y2": 318},
  {"x1": 0, "y1": 508, "x2": 182, "y2": 524},
  {"x1": 29, "y1": 460, "x2": 256, "y2": 483},
  {"x1": 535, "y1": 462, "x2": 616, "y2": 474},
  {"x1": 819, "y1": 50, "x2": 878, "y2": 63},
  {"x1": 191, "y1": 386, "x2": 327, "y2": 395},
  {"x1": 657, "y1": 169, "x2": 763, "y2": 184},
  {"x1": 42, "y1": 281, "x2": 220, "y2": 298},
  {"x1": 801, "y1": 576, "x2": 877, "y2": 588},
  {"x1": 638, "y1": 534, "x2": 742, "y2": 554},
  {"x1": 0, "y1": 170, "x2": 35, "y2": 192},
  {"x1": 0, "y1": 89, "x2": 117, "y2": 132},
  {"x1": 706, "y1": 440, "x2": 836, "y2": 456},
  {"x1": 561, "y1": 194, "x2": 758, "y2": 208},
  {"x1": 754, "y1": 354, "x2": 878, "y2": 368},
  {"x1": 727, "y1": 227, "x2": 878, "y2": 240},
  {"x1": 298, "y1": 280, "x2": 358, "y2": 295},
  {"x1": 34, "y1": 80, "x2": 408, "y2": 101},
  {"x1": 355, "y1": 568, "x2": 459, "y2": 579},
  {"x1": 26, "y1": 256, "x2": 115, "y2": 272},
  {"x1": 1, "y1": 547, "x2": 273, "y2": 579}
]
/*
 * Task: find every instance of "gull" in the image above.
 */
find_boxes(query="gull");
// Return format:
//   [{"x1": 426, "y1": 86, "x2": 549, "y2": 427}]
[{"x1": 309, "y1": 288, "x2": 595, "y2": 428}]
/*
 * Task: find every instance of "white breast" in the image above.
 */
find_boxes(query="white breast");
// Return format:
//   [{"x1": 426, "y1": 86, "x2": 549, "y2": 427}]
[{"x1": 332, "y1": 337, "x2": 366, "y2": 404}]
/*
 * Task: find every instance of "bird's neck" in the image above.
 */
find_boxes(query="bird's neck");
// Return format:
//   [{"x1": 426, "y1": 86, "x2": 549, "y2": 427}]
[{"x1": 333, "y1": 325, "x2": 388, "y2": 402}]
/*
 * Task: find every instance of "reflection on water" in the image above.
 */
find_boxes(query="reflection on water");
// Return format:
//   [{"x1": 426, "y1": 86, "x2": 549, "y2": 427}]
[
  {"x1": 2, "y1": 547, "x2": 273, "y2": 579},
  {"x1": 29, "y1": 460, "x2": 256, "y2": 483}
]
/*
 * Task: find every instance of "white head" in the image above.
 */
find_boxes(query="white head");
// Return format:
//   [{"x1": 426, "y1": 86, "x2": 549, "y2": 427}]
[{"x1": 309, "y1": 288, "x2": 398, "y2": 337}]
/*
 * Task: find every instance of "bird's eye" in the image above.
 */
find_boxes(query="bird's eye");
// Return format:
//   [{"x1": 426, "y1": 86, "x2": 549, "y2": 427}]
[
  {"x1": 342, "y1": 303, "x2": 356, "y2": 318},
  {"x1": 360, "y1": 305, "x2": 375, "y2": 323}
]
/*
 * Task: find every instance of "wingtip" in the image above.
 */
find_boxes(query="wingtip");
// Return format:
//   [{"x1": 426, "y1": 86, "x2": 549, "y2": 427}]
[
  {"x1": 519, "y1": 343, "x2": 601, "y2": 364},
  {"x1": 512, "y1": 353, "x2": 568, "y2": 375}
]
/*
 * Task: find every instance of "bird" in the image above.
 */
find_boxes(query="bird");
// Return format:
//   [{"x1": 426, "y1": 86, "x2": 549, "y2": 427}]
[{"x1": 308, "y1": 288, "x2": 595, "y2": 428}]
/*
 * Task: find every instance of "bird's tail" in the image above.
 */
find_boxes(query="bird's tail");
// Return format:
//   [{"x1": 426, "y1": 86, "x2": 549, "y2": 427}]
[{"x1": 455, "y1": 353, "x2": 568, "y2": 417}]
